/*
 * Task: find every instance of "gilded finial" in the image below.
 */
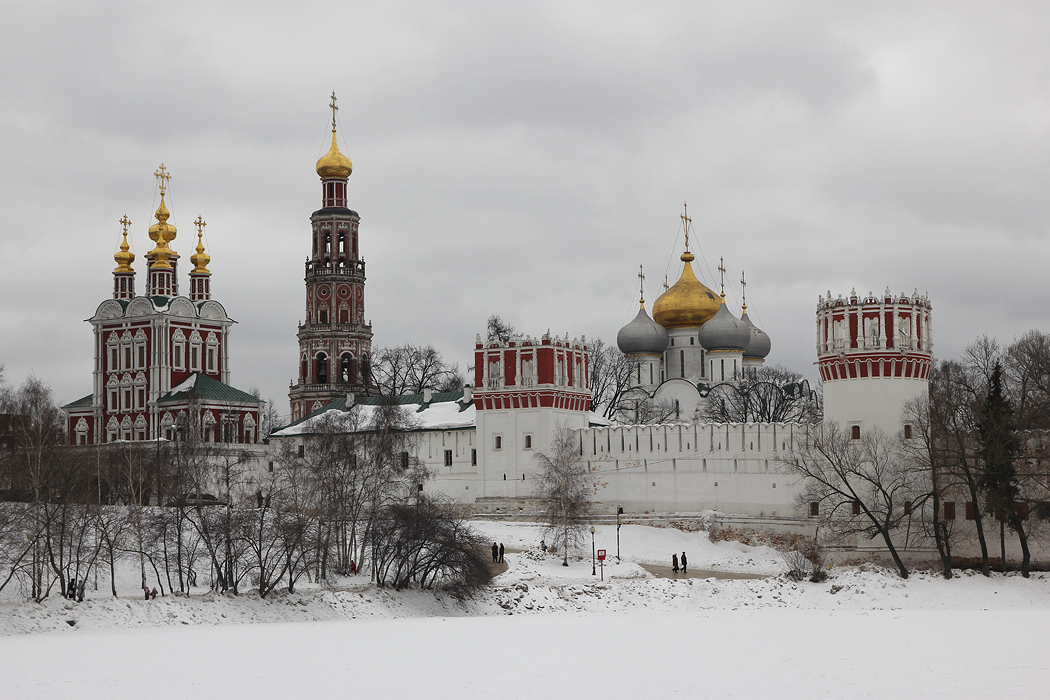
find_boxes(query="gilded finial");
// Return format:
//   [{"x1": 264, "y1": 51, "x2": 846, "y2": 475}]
[
  {"x1": 717, "y1": 257, "x2": 726, "y2": 299},
  {"x1": 638, "y1": 265, "x2": 646, "y2": 307},
  {"x1": 316, "y1": 93, "x2": 353, "y2": 179},
  {"x1": 191, "y1": 215, "x2": 211, "y2": 274},
  {"x1": 740, "y1": 271, "x2": 747, "y2": 312},
  {"x1": 113, "y1": 214, "x2": 135, "y2": 273},
  {"x1": 147, "y1": 164, "x2": 177, "y2": 269}
]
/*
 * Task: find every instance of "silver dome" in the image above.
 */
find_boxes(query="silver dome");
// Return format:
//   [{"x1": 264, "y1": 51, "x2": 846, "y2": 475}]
[
  {"x1": 741, "y1": 310, "x2": 771, "y2": 359},
  {"x1": 617, "y1": 307, "x2": 669, "y2": 355},
  {"x1": 697, "y1": 301, "x2": 751, "y2": 352}
]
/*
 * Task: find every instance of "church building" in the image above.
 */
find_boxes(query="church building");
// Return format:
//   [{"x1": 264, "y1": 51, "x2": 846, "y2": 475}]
[{"x1": 62, "y1": 166, "x2": 263, "y2": 445}]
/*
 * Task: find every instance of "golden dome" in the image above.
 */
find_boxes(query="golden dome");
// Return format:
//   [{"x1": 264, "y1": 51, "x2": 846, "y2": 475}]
[
  {"x1": 191, "y1": 216, "x2": 210, "y2": 274},
  {"x1": 652, "y1": 251, "x2": 720, "y2": 328},
  {"x1": 147, "y1": 191, "x2": 177, "y2": 271},
  {"x1": 113, "y1": 215, "x2": 135, "y2": 273},
  {"x1": 315, "y1": 129, "x2": 352, "y2": 180}
]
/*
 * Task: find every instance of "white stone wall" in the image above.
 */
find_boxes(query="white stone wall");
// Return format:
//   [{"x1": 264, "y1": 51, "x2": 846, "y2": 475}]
[{"x1": 823, "y1": 376, "x2": 927, "y2": 437}]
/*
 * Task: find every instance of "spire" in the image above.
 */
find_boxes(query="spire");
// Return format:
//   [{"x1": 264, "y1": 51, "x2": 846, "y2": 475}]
[
  {"x1": 680, "y1": 202, "x2": 695, "y2": 263},
  {"x1": 638, "y1": 265, "x2": 646, "y2": 308},
  {"x1": 147, "y1": 163, "x2": 177, "y2": 271},
  {"x1": 717, "y1": 257, "x2": 726, "y2": 300},
  {"x1": 113, "y1": 214, "x2": 135, "y2": 273},
  {"x1": 740, "y1": 270, "x2": 747, "y2": 313},
  {"x1": 190, "y1": 216, "x2": 211, "y2": 273},
  {"x1": 112, "y1": 214, "x2": 136, "y2": 300},
  {"x1": 315, "y1": 91, "x2": 353, "y2": 181}
]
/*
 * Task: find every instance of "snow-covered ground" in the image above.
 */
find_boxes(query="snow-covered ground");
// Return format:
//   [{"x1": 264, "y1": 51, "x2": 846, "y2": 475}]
[{"x1": 2, "y1": 521, "x2": 1048, "y2": 698}]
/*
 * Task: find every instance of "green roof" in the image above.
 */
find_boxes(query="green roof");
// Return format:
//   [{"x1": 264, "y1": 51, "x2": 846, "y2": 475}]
[
  {"x1": 62, "y1": 394, "x2": 93, "y2": 410},
  {"x1": 157, "y1": 373, "x2": 263, "y2": 405}
]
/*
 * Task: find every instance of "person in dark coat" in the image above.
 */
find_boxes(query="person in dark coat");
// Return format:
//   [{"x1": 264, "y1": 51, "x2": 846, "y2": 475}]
[
  {"x1": 680, "y1": 551, "x2": 687, "y2": 574},
  {"x1": 67, "y1": 579, "x2": 77, "y2": 599},
  {"x1": 498, "y1": 543, "x2": 505, "y2": 563},
  {"x1": 491, "y1": 542, "x2": 499, "y2": 563},
  {"x1": 150, "y1": 587, "x2": 158, "y2": 600},
  {"x1": 144, "y1": 586, "x2": 151, "y2": 601},
  {"x1": 672, "y1": 553, "x2": 679, "y2": 573}
]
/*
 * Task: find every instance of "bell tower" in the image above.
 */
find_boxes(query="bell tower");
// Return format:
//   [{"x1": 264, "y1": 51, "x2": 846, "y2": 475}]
[{"x1": 289, "y1": 93, "x2": 373, "y2": 421}]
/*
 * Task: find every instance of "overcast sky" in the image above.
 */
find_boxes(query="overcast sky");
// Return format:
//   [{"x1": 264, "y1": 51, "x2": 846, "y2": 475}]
[{"x1": 2, "y1": 1, "x2": 1049, "y2": 421}]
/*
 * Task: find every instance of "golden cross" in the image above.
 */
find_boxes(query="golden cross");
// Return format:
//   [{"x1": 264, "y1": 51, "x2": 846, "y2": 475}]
[
  {"x1": 740, "y1": 271, "x2": 747, "y2": 311},
  {"x1": 154, "y1": 163, "x2": 171, "y2": 195},
  {"x1": 329, "y1": 91, "x2": 339, "y2": 130},
  {"x1": 638, "y1": 264, "x2": 646, "y2": 306},
  {"x1": 663, "y1": 274, "x2": 669, "y2": 291},
  {"x1": 681, "y1": 202, "x2": 691, "y2": 251},
  {"x1": 119, "y1": 214, "x2": 132, "y2": 235},
  {"x1": 718, "y1": 257, "x2": 726, "y2": 296},
  {"x1": 194, "y1": 215, "x2": 207, "y2": 236}
]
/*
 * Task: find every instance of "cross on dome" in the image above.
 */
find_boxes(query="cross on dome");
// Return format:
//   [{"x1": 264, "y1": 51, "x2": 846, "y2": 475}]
[
  {"x1": 638, "y1": 265, "x2": 646, "y2": 307},
  {"x1": 718, "y1": 257, "x2": 726, "y2": 298},
  {"x1": 154, "y1": 163, "x2": 171, "y2": 195}
]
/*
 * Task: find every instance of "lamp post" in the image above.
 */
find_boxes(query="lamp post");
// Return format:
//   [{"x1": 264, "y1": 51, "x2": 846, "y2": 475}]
[
  {"x1": 616, "y1": 506, "x2": 623, "y2": 562},
  {"x1": 590, "y1": 526, "x2": 596, "y2": 576}
]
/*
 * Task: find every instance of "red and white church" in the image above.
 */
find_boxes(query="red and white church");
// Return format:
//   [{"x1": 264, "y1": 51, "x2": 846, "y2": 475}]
[{"x1": 62, "y1": 166, "x2": 263, "y2": 446}]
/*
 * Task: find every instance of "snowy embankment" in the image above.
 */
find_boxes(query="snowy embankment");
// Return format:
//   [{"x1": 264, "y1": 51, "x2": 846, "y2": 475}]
[{"x1": 2, "y1": 521, "x2": 1047, "y2": 637}]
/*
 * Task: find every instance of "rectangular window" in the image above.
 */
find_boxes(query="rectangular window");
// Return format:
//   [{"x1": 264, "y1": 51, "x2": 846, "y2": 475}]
[
  {"x1": 400, "y1": 451, "x2": 409, "y2": 470},
  {"x1": 903, "y1": 424, "x2": 913, "y2": 439},
  {"x1": 208, "y1": 347, "x2": 216, "y2": 373},
  {"x1": 191, "y1": 347, "x2": 200, "y2": 371},
  {"x1": 904, "y1": 501, "x2": 912, "y2": 516},
  {"x1": 297, "y1": 444, "x2": 305, "y2": 458},
  {"x1": 109, "y1": 390, "x2": 118, "y2": 411},
  {"x1": 494, "y1": 435, "x2": 502, "y2": 450},
  {"x1": 173, "y1": 344, "x2": 183, "y2": 369},
  {"x1": 124, "y1": 347, "x2": 132, "y2": 369},
  {"x1": 444, "y1": 449, "x2": 453, "y2": 466},
  {"x1": 268, "y1": 461, "x2": 274, "y2": 473},
  {"x1": 471, "y1": 449, "x2": 477, "y2": 466},
  {"x1": 851, "y1": 425, "x2": 861, "y2": 440},
  {"x1": 524, "y1": 435, "x2": 532, "y2": 449},
  {"x1": 138, "y1": 345, "x2": 146, "y2": 368},
  {"x1": 110, "y1": 347, "x2": 118, "y2": 371},
  {"x1": 944, "y1": 502, "x2": 956, "y2": 520},
  {"x1": 851, "y1": 501, "x2": 861, "y2": 516},
  {"x1": 137, "y1": 389, "x2": 145, "y2": 409},
  {"x1": 809, "y1": 502, "x2": 819, "y2": 517},
  {"x1": 965, "y1": 501, "x2": 975, "y2": 520},
  {"x1": 122, "y1": 389, "x2": 132, "y2": 411}
]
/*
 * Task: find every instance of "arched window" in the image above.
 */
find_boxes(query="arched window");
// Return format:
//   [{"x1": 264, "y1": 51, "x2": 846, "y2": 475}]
[
  {"x1": 340, "y1": 352, "x2": 357, "y2": 384},
  {"x1": 315, "y1": 352, "x2": 328, "y2": 384},
  {"x1": 300, "y1": 355, "x2": 308, "y2": 381}
]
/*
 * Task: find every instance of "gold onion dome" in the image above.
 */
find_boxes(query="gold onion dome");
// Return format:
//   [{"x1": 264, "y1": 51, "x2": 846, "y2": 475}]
[
  {"x1": 191, "y1": 229, "x2": 210, "y2": 274},
  {"x1": 316, "y1": 129, "x2": 352, "y2": 179},
  {"x1": 652, "y1": 251, "x2": 721, "y2": 328},
  {"x1": 147, "y1": 192, "x2": 177, "y2": 270},
  {"x1": 113, "y1": 220, "x2": 135, "y2": 273}
]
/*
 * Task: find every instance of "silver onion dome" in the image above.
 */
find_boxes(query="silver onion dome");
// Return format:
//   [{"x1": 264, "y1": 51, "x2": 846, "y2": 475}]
[
  {"x1": 697, "y1": 301, "x2": 751, "y2": 352},
  {"x1": 617, "y1": 307, "x2": 669, "y2": 355},
  {"x1": 741, "y1": 310, "x2": 771, "y2": 359}
]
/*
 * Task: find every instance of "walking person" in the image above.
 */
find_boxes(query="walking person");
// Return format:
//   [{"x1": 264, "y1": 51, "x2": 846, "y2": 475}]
[
  {"x1": 499, "y1": 543, "x2": 505, "y2": 563},
  {"x1": 67, "y1": 578, "x2": 77, "y2": 599},
  {"x1": 672, "y1": 553, "x2": 679, "y2": 574},
  {"x1": 681, "y1": 551, "x2": 687, "y2": 574},
  {"x1": 491, "y1": 542, "x2": 499, "y2": 563}
]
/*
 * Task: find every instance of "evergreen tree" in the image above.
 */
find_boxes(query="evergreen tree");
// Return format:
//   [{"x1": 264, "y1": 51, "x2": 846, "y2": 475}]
[{"x1": 977, "y1": 363, "x2": 1030, "y2": 576}]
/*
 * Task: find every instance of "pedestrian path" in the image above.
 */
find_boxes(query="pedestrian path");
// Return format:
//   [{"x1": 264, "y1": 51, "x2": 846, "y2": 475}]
[{"x1": 639, "y1": 563, "x2": 768, "y2": 580}]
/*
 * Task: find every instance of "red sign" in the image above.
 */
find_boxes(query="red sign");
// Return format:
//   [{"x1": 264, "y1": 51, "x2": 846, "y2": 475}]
[{"x1": 597, "y1": 549, "x2": 606, "y2": 561}]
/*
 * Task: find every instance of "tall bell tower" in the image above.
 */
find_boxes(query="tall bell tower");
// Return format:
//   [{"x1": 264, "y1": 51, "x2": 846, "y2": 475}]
[{"x1": 289, "y1": 94, "x2": 373, "y2": 421}]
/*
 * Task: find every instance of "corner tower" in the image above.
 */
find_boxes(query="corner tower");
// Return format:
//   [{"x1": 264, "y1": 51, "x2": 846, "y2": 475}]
[
  {"x1": 289, "y1": 94, "x2": 373, "y2": 421},
  {"x1": 817, "y1": 287, "x2": 933, "y2": 435}
]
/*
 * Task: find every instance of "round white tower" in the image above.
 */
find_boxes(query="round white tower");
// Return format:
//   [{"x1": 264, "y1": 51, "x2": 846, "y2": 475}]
[{"x1": 817, "y1": 287, "x2": 933, "y2": 436}]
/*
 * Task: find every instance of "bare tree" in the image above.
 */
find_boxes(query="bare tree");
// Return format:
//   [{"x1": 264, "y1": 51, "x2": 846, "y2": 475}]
[
  {"x1": 588, "y1": 339, "x2": 637, "y2": 419},
  {"x1": 370, "y1": 344, "x2": 463, "y2": 396},
  {"x1": 780, "y1": 422, "x2": 920, "y2": 578},
  {"x1": 535, "y1": 427, "x2": 592, "y2": 566},
  {"x1": 486, "y1": 314, "x2": 515, "y2": 343},
  {"x1": 701, "y1": 364, "x2": 822, "y2": 424}
]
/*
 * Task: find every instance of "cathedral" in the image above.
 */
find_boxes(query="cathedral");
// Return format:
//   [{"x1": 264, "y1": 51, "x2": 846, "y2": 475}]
[{"x1": 62, "y1": 166, "x2": 263, "y2": 445}]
